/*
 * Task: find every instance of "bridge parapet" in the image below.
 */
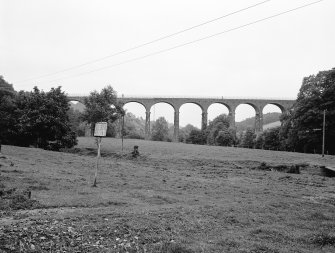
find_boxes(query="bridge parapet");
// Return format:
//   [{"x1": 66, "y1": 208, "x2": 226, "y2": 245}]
[{"x1": 118, "y1": 97, "x2": 295, "y2": 113}]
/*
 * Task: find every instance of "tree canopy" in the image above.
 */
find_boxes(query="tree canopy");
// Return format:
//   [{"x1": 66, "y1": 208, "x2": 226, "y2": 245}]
[
  {"x1": 240, "y1": 128, "x2": 255, "y2": 148},
  {"x1": 82, "y1": 85, "x2": 124, "y2": 135},
  {"x1": 13, "y1": 87, "x2": 77, "y2": 149},
  {"x1": 120, "y1": 112, "x2": 145, "y2": 139},
  {"x1": 263, "y1": 127, "x2": 281, "y2": 150},
  {"x1": 206, "y1": 114, "x2": 236, "y2": 146},
  {"x1": 186, "y1": 129, "x2": 207, "y2": 145},
  {"x1": 0, "y1": 76, "x2": 16, "y2": 143},
  {"x1": 280, "y1": 68, "x2": 335, "y2": 153},
  {"x1": 151, "y1": 117, "x2": 169, "y2": 141},
  {"x1": 215, "y1": 128, "x2": 235, "y2": 146},
  {"x1": 0, "y1": 78, "x2": 77, "y2": 150},
  {"x1": 0, "y1": 76, "x2": 14, "y2": 91},
  {"x1": 179, "y1": 124, "x2": 199, "y2": 143}
]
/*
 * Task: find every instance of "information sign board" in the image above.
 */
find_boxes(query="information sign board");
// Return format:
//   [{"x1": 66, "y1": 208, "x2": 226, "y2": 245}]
[{"x1": 94, "y1": 122, "x2": 107, "y2": 137}]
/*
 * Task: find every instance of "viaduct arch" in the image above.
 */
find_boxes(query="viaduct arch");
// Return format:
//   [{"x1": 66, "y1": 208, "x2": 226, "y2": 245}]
[{"x1": 67, "y1": 96, "x2": 295, "y2": 142}]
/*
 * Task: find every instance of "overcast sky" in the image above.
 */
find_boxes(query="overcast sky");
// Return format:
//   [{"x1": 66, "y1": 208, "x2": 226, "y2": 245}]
[{"x1": 1, "y1": 0, "x2": 334, "y2": 127}]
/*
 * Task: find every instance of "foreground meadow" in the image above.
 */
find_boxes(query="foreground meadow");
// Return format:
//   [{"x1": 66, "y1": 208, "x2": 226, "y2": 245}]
[{"x1": 1, "y1": 137, "x2": 335, "y2": 252}]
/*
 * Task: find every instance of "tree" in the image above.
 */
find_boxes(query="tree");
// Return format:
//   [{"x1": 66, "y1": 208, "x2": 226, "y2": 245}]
[
  {"x1": 110, "y1": 112, "x2": 146, "y2": 139},
  {"x1": 241, "y1": 128, "x2": 255, "y2": 148},
  {"x1": 186, "y1": 129, "x2": 207, "y2": 145},
  {"x1": 179, "y1": 124, "x2": 198, "y2": 142},
  {"x1": 120, "y1": 112, "x2": 145, "y2": 139},
  {"x1": 254, "y1": 132, "x2": 264, "y2": 149},
  {"x1": 215, "y1": 128, "x2": 235, "y2": 146},
  {"x1": 205, "y1": 114, "x2": 236, "y2": 146},
  {"x1": 0, "y1": 76, "x2": 14, "y2": 91},
  {"x1": 263, "y1": 127, "x2": 281, "y2": 150},
  {"x1": 82, "y1": 85, "x2": 124, "y2": 135},
  {"x1": 67, "y1": 107, "x2": 83, "y2": 136},
  {"x1": 151, "y1": 117, "x2": 169, "y2": 141},
  {"x1": 278, "y1": 110, "x2": 295, "y2": 150},
  {"x1": 13, "y1": 87, "x2": 77, "y2": 150},
  {"x1": 0, "y1": 76, "x2": 16, "y2": 144},
  {"x1": 0, "y1": 77, "x2": 76, "y2": 150},
  {"x1": 280, "y1": 68, "x2": 335, "y2": 153}
]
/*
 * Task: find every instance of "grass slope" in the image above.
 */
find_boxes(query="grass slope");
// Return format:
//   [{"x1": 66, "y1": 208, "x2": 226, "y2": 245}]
[{"x1": 1, "y1": 137, "x2": 335, "y2": 252}]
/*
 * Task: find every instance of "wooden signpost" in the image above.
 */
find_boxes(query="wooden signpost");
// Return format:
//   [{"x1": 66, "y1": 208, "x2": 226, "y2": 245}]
[
  {"x1": 122, "y1": 115, "x2": 125, "y2": 152},
  {"x1": 322, "y1": 109, "x2": 326, "y2": 157},
  {"x1": 92, "y1": 122, "x2": 107, "y2": 187}
]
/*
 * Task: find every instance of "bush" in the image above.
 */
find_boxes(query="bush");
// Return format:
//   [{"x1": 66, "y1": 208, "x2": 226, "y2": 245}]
[
  {"x1": 263, "y1": 127, "x2": 281, "y2": 150},
  {"x1": 2, "y1": 86, "x2": 78, "y2": 151},
  {"x1": 0, "y1": 188, "x2": 42, "y2": 210},
  {"x1": 254, "y1": 132, "x2": 264, "y2": 149},
  {"x1": 215, "y1": 128, "x2": 234, "y2": 146},
  {"x1": 240, "y1": 128, "x2": 256, "y2": 148},
  {"x1": 186, "y1": 129, "x2": 206, "y2": 145},
  {"x1": 310, "y1": 232, "x2": 335, "y2": 247},
  {"x1": 254, "y1": 162, "x2": 300, "y2": 174}
]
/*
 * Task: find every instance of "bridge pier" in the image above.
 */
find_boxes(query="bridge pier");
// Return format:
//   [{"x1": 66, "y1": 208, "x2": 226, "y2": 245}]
[
  {"x1": 255, "y1": 111, "x2": 263, "y2": 133},
  {"x1": 145, "y1": 110, "x2": 151, "y2": 140},
  {"x1": 174, "y1": 109, "x2": 180, "y2": 142},
  {"x1": 201, "y1": 111, "x2": 208, "y2": 130},
  {"x1": 228, "y1": 110, "x2": 236, "y2": 129}
]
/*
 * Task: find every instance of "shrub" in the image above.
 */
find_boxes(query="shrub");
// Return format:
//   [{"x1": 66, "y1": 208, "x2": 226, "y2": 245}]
[
  {"x1": 3, "y1": 86, "x2": 78, "y2": 150},
  {"x1": 186, "y1": 129, "x2": 207, "y2": 145},
  {"x1": 310, "y1": 232, "x2": 335, "y2": 247},
  {"x1": 0, "y1": 189, "x2": 42, "y2": 210}
]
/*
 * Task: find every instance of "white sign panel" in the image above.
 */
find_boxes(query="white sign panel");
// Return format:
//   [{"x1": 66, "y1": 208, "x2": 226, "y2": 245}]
[{"x1": 94, "y1": 122, "x2": 107, "y2": 137}]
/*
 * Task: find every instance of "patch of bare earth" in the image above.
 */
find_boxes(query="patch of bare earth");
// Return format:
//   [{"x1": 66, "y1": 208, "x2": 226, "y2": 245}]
[{"x1": 0, "y1": 137, "x2": 335, "y2": 252}]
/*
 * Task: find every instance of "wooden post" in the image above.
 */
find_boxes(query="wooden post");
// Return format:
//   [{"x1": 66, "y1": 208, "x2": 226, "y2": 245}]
[
  {"x1": 93, "y1": 137, "x2": 101, "y2": 187},
  {"x1": 92, "y1": 122, "x2": 107, "y2": 187},
  {"x1": 122, "y1": 115, "x2": 125, "y2": 152},
  {"x1": 322, "y1": 109, "x2": 326, "y2": 157}
]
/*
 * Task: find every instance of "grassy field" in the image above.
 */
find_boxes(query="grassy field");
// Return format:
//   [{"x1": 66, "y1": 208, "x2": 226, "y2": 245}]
[{"x1": 1, "y1": 137, "x2": 335, "y2": 252}]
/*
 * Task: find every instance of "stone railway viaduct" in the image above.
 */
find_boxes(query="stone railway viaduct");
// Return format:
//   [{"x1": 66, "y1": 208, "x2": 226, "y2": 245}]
[{"x1": 67, "y1": 96, "x2": 295, "y2": 142}]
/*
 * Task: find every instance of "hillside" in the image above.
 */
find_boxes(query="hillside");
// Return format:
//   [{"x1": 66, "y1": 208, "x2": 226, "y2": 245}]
[
  {"x1": 263, "y1": 120, "x2": 281, "y2": 130},
  {"x1": 236, "y1": 112, "x2": 281, "y2": 132},
  {"x1": 1, "y1": 138, "x2": 335, "y2": 252}
]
